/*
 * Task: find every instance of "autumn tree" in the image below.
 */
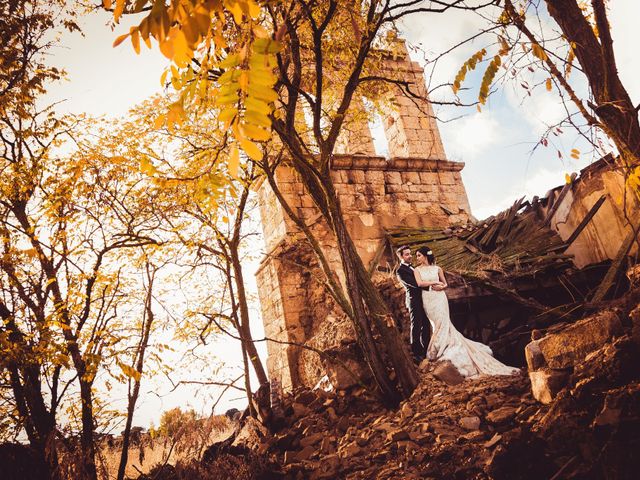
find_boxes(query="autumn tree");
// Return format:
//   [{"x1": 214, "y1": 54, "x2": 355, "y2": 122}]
[
  {"x1": 102, "y1": 96, "x2": 270, "y2": 418},
  {"x1": 0, "y1": 103, "x2": 168, "y2": 479},
  {"x1": 108, "y1": 0, "x2": 497, "y2": 407},
  {"x1": 1, "y1": 1, "x2": 76, "y2": 476}
]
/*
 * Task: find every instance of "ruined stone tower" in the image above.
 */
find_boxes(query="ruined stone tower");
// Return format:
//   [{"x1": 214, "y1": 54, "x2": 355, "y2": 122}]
[{"x1": 255, "y1": 41, "x2": 473, "y2": 392}]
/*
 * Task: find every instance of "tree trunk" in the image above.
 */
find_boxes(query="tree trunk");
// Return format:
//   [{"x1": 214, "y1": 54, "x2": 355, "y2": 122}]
[
  {"x1": 117, "y1": 264, "x2": 156, "y2": 480},
  {"x1": 332, "y1": 216, "x2": 402, "y2": 405},
  {"x1": 328, "y1": 189, "x2": 418, "y2": 400},
  {"x1": 229, "y1": 246, "x2": 269, "y2": 387},
  {"x1": 2, "y1": 303, "x2": 60, "y2": 480},
  {"x1": 78, "y1": 378, "x2": 98, "y2": 480},
  {"x1": 9, "y1": 367, "x2": 60, "y2": 480}
]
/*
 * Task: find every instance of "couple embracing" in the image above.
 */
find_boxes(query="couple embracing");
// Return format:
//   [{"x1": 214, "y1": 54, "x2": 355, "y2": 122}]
[{"x1": 396, "y1": 245, "x2": 519, "y2": 378}]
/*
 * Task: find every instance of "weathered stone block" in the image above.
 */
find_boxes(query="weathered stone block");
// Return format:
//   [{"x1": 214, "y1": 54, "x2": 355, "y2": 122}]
[
  {"x1": 347, "y1": 170, "x2": 366, "y2": 183},
  {"x1": 528, "y1": 368, "x2": 570, "y2": 404},
  {"x1": 535, "y1": 310, "x2": 622, "y2": 369}
]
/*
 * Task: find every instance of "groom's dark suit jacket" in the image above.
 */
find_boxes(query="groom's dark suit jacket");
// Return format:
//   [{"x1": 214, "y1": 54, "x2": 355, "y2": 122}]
[{"x1": 396, "y1": 263, "x2": 424, "y2": 310}]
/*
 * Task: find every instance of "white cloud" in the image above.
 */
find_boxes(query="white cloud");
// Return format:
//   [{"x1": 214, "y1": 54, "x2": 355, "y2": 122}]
[
  {"x1": 472, "y1": 167, "x2": 571, "y2": 220},
  {"x1": 445, "y1": 110, "x2": 500, "y2": 161}
]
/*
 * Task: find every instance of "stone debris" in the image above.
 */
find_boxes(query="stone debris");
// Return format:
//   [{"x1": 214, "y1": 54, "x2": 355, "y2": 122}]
[{"x1": 189, "y1": 286, "x2": 640, "y2": 479}]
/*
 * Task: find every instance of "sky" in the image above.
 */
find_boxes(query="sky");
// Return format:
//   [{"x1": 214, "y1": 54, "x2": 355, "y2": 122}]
[{"x1": 44, "y1": 2, "x2": 640, "y2": 427}]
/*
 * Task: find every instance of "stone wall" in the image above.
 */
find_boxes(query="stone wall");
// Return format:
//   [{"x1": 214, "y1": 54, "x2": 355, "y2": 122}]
[{"x1": 255, "y1": 41, "x2": 474, "y2": 391}]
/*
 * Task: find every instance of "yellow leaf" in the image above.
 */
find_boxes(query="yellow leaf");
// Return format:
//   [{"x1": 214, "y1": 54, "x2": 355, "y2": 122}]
[
  {"x1": 103, "y1": 0, "x2": 112, "y2": 9},
  {"x1": 240, "y1": 137, "x2": 263, "y2": 161},
  {"x1": 247, "y1": 82, "x2": 278, "y2": 102},
  {"x1": 242, "y1": 123, "x2": 271, "y2": 141},
  {"x1": 139, "y1": 157, "x2": 157, "y2": 175},
  {"x1": 545, "y1": 78, "x2": 552, "y2": 91},
  {"x1": 245, "y1": 110, "x2": 271, "y2": 127},
  {"x1": 159, "y1": 39, "x2": 174, "y2": 59},
  {"x1": 130, "y1": 28, "x2": 140, "y2": 54},
  {"x1": 565, "y1": 173, "x2": 572, "y2": 184},
  {"x1": 252, "y1": 24, "x2": 269, "y2": 39},
  {"x1": 239, "y1": 71, "x2": 249, "y2": 91},
  {"x1": 113, "y1": 33, "x2": 130, "y2": 47},
  {"x1": 170, "y1": 27, "x2": 191, "y2": 67},
  {"x1": 160, "y1": 68, "x2": 169, "y2": 86},
  {"x1": 228, "y1": 145, "x2": 240, "y2": 178},
  {"x1": 253, "y1": 38, "x2": 281, "y2": 54},
  {"x1": 245, "y1": 96, "x2": 273, "y2": 115},
  {"x1": 213, "y1": 91, "x2": 239, "y2": 106},
  {"x1": 153, "y1": 114, "x2": 166, "y2": 128},
  {"x1": 218, "y1": 107, "x2": 238, "y2": 124},
  {"x1": 219, "y1": 54, "x2": 240, "y2": 70},
  {"x1": 114, "y1": 0, "x2": 126, "y2": 23},
  {"x1": 247, "y1": 0, "x2": 261, "y2": 19},
  {"x1": 531, "y1": 43, "x2": 547, "y2": 61},
  {"x1": 229, "y1": 2, "x2": 244, "y2": 25}
]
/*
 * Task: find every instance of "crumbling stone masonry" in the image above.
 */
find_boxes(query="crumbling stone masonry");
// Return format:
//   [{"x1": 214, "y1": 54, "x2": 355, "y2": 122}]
[{"x1": 255, "y1": 42, "x2": 473, "y2": 391}]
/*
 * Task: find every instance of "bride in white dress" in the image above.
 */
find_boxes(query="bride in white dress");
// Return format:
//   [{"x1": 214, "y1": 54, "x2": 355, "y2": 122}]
[{"x1": 413, "y1": 246, "x2": 519, "y2": 378}]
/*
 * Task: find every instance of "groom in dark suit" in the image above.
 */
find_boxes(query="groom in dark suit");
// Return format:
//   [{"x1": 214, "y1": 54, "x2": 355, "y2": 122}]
[{"x1": 396, "y1": 245, "x2": 432, "y2": 363}]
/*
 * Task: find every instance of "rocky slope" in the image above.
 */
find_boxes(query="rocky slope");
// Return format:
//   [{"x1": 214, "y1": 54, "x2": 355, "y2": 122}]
[{"x1": 143, "y1": 287, "x2": 640, "y2": 480}]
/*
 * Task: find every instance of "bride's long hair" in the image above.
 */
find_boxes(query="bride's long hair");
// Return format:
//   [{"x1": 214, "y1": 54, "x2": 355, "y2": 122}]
[{"x1": 416, "y1": 246, "x2": 436, "y2": 265}]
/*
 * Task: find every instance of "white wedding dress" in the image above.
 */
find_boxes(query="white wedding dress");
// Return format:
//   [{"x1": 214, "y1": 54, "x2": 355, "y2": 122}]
[{"x1": 416, "y1": 265, "x2": 519, "y2": 378}]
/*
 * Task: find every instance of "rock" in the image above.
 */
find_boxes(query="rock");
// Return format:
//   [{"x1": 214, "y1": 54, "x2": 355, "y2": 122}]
[
  {"x1": 300, "y1": 432, "x2": 324, "y2": 448},
  {"x1": 232, "y1": 416, "x2": 267, "y2": 450},
  {"x1": 484, "y1": 393, "x2": 501, "y2": 408},
  {"x1": 486, "y1": 407, "x2": 516, "y2": 425},
  {"x1": 593, "y1": 395, "x2": 623, "y2": 427},
  {"x1": 400, "y1": 402, "x2": 413, "y2": 420},
  {"x1": 630, "y1": 304, "x2": 640, "y2": 344},
  {"x1": 338, "y1": 441, "x2": 360, "y2": 458},
  {"x1": 326, "y1": 406, "x2": 338, "y2": 421},
  {"x1": 296, "y1": 445, "x2": 316, "y2": 461},
  {"x1": 459, "y1": 416, "x2": 481, "y2": 430},
  {"x1": 436, "y1": 433, "x2": 457, "y2": 444},
  {"x1": 284, "y1": 450, "x2": 297, "y2": 464},
  {"x1": 528, "y1": 368, "x2": 570, "y2": 404},
  {"x1": 295, "y1": 390, "x2": 318, "y2": 405},
  {"x1": 627, "y1": 264, "x2": 640, "y2": 286},
  {"x1": 524, "y1": 341, "x2": 545, "y2": 370},
  {"x1": 320, "y1": 436, "x2": 334, "y2": 454},
  {"x1": 516, "y1": 405, "x2": 538, "y2": 421},
  {"x1": 386, "y1": 428, "x2": 410, "y2": 442},
  {"x1": 312, "y1": 453, "x2": 340, "y2": 478},
  {"x1": 336, "y1": 416, "x2": 350, "y2": 432},
  {"x1": 593, "y1": 405, "x2": 621, "y2": 427},
  {"x1": 461, "y1": 430, "x2": 485, "y2": 441},
  {"x1": 484, "y1": 433, "x2": 502, "y2": 448},
  {"x1": 292, "y1": 402, "x2": 311, "y2": 417},
  {"x1": 433, "y1": 360, "x2": 465, "y2": 386},
  {"x1": 531, "y1": 310, "x2": 623, "y2": 370}
]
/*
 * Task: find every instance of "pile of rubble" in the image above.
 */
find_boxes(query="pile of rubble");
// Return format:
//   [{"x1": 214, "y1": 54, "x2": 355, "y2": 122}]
[
  {"x1": 212, "y1": 286, "x2": 639, "y2": 479},
  {"x1": 145, "y1": 284, "x2": 640, "y2": 479},
  {"x1": 254, "y1": 363, "x2": 534, "y2": 479}
]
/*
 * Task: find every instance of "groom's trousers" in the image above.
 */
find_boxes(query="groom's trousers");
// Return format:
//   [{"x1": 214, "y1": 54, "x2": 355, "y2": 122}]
[{"x1": 408, "y1": 298, "x2": 431, "y2": 360}]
